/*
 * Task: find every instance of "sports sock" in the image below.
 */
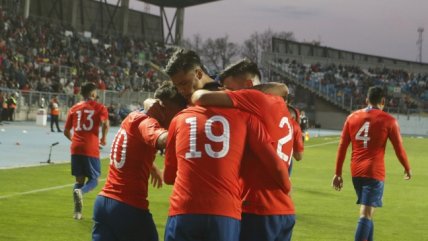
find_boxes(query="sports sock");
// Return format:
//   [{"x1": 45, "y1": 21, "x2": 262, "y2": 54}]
[
  {"x1": 368, "y1": 220, "x2": 374, "y2": 241},
  {"x1": 81, "y1": 178, "x2": 98, "y2": 194},
  {"x1": 73, "y1": 183, "x2": 84, "y2": 190},
  {"x1": 355, "y1": 217, "x2": 372, "y2": 241}
]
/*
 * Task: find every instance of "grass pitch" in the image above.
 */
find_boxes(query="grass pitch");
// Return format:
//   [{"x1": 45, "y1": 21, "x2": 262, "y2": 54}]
[{"x1": 0, "y1": 136, "x2": 427, "y2": 241}]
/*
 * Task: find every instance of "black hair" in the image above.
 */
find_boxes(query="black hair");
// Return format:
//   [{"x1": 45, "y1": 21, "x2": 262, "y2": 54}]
[
  {"x1": 367, "y1": 86, "x2": 386, "y2": 105},
  {"x1": 218, "y1": 59, "x2": 261, "y2": 83},
  {"x1": 154, "y1": 81, "x2": 187, "y2": 108},
  {"x1": 81, "y1": 82, "x2": 97, "y2": 98},
  {"x1": 164, "y1": 48, "x2": 206, "y2": 76}
]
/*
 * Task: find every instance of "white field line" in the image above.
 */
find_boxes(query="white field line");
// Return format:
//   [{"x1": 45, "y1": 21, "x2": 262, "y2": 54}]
[
  {"x1": 0, "y1": 178, "x2": 106, "y2": 200},
  {"x1": 304, "y1": 140, "x2": 339, "y2": 148},
  {"x1": 0, "y1": 141, "x2": 339, "y2": 200}
]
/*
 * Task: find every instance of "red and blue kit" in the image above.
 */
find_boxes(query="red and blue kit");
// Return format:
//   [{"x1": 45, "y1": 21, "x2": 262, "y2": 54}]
[
  {"x1": 164, "y1": 106, "x2": 289, "y2": 220},
  {"x1": 335, "y1": 108, "x2": 411, "y2": 181},
  {"x1": 101, "y1": 111, "x2": 166, "y2": 210}
]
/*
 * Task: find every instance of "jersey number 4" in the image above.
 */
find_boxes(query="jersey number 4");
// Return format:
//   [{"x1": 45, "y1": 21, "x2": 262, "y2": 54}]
[
  {"x1": 355, "y1": 121, "x2": 370, "y2": 148},
  {"x1": 185, "y1": 116, "x2": 230, "y2": 159}
]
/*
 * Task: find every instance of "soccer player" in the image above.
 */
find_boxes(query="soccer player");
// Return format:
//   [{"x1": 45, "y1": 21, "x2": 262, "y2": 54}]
[
  {"x1": 92, "y1": 81, "x2": 187, "y2": 241},
  {"x1": 64, "y1": 82, "x2": 109, "y2": 220},
  {"x1": 287, "y1": 104, "x2": 304, "y2": 175},
  {"x1": 191, "y1": 59, "x2": 296, "y2": 241},
  {"x1": 332, "y1": 86, "x2": 412, "y2": 241},
  {"x1": 164, "y1": 48, "x2": 221, "y2": 103},
  {"x1": 299, "y1": 110, "x2": 309, "y2": 142},
  {"x1": 163, "y1": 104, "x2": 291, "y2": 241}
]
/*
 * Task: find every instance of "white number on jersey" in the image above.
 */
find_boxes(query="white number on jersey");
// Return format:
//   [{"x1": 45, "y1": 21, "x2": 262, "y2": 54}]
[
  {"x1": 185, "y1": 115, "x2": 230, "y2": 159},
  {"x1": 277, "y1": 117, "x2": 293, "y2": 164},
  {"x1": 110, "y1": 128, "x2": 127, "y2": 169},
  {"x1": 355, "y1": 121, "x2": 370, "y2": 148},
  {"x1": 75, "y1": 110, "x2": 95, "y2": 131}
]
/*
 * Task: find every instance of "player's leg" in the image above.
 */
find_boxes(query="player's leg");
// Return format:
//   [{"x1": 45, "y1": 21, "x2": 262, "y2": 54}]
[
  {"x1": 71, "y1": 155, "x2": 86, "y2": 219},
  {"x1": 92, "y1": 195, "x2": 116, "y2": 241},
  {"x1": 93, "y1": 195, "x2": 158, "y2": 241},
  {"x1": 164, "y1": 214, "x2": 207, "y2": 241},
  {"x1": 277, "y1": 215, "x2": 296, "y2": 241},
  {"x1": 353, "y1": 178, "x2": 383, "y2": 241},
  {"x1": 240, "y1": 213, "x2": 278, "y2": 241},
  {"x1": 207, "y1": 215, "x2": 240, "y2": 241},
  {"x1": 81, "y1": 157, "x2": 101, "y2": 194}
]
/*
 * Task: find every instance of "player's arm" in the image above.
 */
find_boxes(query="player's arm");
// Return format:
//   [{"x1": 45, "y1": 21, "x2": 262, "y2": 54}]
[
  {"x1": 251, "y1": 82, "x2": 288, "y2": 99},
  {"x1": 100, "y1": 107, "x2": 110, "y2": 146},
  {"x1": 163, "y1": 117, "x2": 178, "y2": 185},
  {"x1": 150, "y1": 163, "x2": 163, "y2": 188},
  {"x1": 246, "y1": 115, "x2": 291, "y2": 193},
  {"x1": 191, "y1": 89, "x2": 234, "y2": 107},
  {"x1": 292, "y1": 119, "x2": 304, "y2": 161},
  {"x1": 63, "y1": 112, "x2": 73, "y2": 141},
  {"x1": 388, "y1": 120, "x2": 412, "y2": 180},
  {"x1": 332, "y1": 120, "x2": 351, "y2": 191},
  {"x1": 100, "y1": 119, "x2": 109, "y2": 146},
  {"x1": 139, "y1": 117, "x2": 168, "y2": 150}
]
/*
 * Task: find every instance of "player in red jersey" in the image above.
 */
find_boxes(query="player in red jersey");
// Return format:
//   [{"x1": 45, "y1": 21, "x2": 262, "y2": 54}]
[
  {"x1": 64, "y1": 82, "x2": 109, "y2": 220},
  {"x1": 163, "y1": 105, "x2": 290, "y2": 241},
  {"x1": 92, "y1": 81, "x2": 187, "y2": 241},
  {"x1": 332, "y1": 86, "x2": 412, "y2": 241},
  {"x1": 191, "y1": 59, "x2": 297, "y2": 241}
]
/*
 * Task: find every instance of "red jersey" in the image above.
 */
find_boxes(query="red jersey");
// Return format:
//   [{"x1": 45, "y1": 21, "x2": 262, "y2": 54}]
[
  {"x1": 335, "y1": 107, "x2": 411, "y2": 181},
  {"x1": 64, "y1": 100, "x2": 108, "y2": 158},
  {"x1": 100, "y1": 111, "x2": 166, "y2": 210},
  {"x1": 164, "y1": 106, "x2": 289, "y2": 220},
  {"x1": 226, "y1": 89, "x2": 295, "y2": 215}
]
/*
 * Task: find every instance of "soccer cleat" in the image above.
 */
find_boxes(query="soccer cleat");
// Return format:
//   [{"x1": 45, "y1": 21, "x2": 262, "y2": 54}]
[
  {"x1": 73, "y1": 212, "x2": 82, "y2": 220},
  {"x1": 73, "y1": 189, "x2": 83, "y2": 219}
]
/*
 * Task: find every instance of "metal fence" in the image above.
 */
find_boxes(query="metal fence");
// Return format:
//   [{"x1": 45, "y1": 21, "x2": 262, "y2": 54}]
[{"x1": 0, "y1": 87, "x2": 154, "y2": 121}]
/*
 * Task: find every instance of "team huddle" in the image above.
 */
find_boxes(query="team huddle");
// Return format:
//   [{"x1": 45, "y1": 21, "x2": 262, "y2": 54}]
[{"x1": 64, "y1": 49, "x2": 412, "y2": 241}]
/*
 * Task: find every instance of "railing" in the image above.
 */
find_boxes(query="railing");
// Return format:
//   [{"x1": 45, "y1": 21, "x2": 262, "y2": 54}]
[
  {"x1": 262, "y1": 53, "x2": 428, "y2": 115},
  {"x1": 0, "y1": 87, "x2": 154, "y2": 121}
]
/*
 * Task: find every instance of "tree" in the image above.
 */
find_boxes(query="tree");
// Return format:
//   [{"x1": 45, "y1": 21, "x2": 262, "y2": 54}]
[
  {"x1": 183, "y1": 35, "x2": 239, "y2": 73},
  {"x1": 241, "y1": 29, "x2": 295, "y2": 64}
]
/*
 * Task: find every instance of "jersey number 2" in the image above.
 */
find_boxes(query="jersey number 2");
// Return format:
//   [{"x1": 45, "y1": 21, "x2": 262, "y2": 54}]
[{"x1": 355, "y1": 121, "x2": 370, "y2": 148}]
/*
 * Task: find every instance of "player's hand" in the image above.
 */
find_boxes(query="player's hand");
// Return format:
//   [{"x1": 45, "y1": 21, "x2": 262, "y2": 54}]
[
  {"x1": 404, "y1": 169, "x2": 412, "y2": 180},
  {"x1": 100, "y1": 137, "x2": 107, "y2": 146},
  {"x1": 332, "y1": 175, "x2": 343, "y2": 191},
  {"x1": 150, "y1": 164, "x2": 163, "y2": 189}
]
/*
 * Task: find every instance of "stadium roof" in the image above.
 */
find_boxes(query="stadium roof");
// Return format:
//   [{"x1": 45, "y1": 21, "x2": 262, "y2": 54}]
[{"x1": 139, "y1": 0, "x2": 219, "y2": 8}]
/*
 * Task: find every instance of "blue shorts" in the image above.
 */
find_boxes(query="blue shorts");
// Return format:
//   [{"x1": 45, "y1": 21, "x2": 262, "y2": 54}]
[
  {"x1": 240, "y1": 213, "x2": 295, "y2": 241},
  {"x1": 164, "y1": 214, "x2": 240, "y2": 241},
  {"x1": 352, "y1": 177, "x2": 384, "y2": 207},
  {"x1": 92, "y1": 195, "x2": 158, "y2": 241},
  {"x1": 71, "y1": 155, "x2": 100, "y2": 179}
]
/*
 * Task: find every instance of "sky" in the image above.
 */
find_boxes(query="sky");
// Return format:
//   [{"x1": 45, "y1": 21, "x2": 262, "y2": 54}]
[{"x1": 134, "y1": 0, "x2": 428, "y2": 63}]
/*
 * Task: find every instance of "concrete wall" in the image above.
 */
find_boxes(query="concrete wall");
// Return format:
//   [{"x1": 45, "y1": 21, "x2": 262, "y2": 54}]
[
  {"x1": 394, "y1": 114, "x2": 428, "y2": 136},
  {"x1": 313, "y1": 97, "x2": 348, "y2": 130}
]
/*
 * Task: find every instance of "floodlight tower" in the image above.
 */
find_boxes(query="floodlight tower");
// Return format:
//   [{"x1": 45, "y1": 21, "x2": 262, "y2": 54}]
[{"x1": 417, "y1": 27, "x2": 424, "y2": 63}]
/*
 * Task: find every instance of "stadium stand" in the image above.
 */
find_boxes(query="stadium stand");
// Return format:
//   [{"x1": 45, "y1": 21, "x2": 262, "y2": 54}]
[{"x1": 0, "y1": 8, "x2": 169, "y2": 94}]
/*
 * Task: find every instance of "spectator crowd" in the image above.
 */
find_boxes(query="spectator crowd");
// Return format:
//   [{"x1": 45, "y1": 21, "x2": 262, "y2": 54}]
[
  {"x1": 273, "y1": 59, "x2": 428, "y2": 111},
  {"x1": 0, "y1": 8, "x2": 169, "y2": 97}
]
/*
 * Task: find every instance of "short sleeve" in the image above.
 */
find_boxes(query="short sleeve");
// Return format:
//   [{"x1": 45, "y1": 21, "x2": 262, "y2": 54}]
[{"x1": 138, "y1": 117, "x2": 167, "y2": 148}]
